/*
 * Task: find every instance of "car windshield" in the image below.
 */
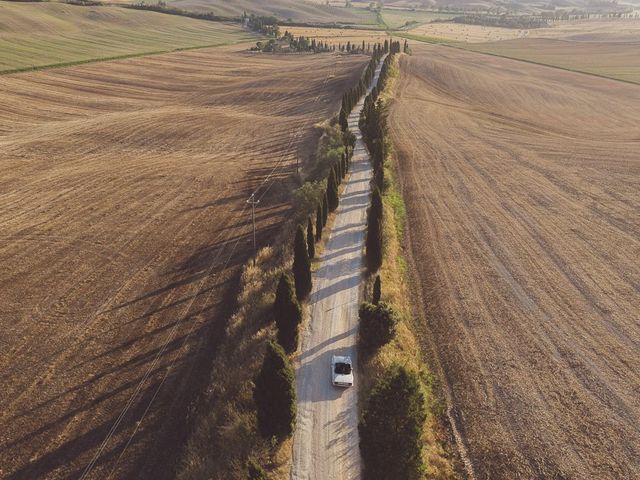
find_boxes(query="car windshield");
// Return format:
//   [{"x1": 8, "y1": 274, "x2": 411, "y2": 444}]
[{"x1": 334, "y1": 362, "x2": 352, "y2": 375}]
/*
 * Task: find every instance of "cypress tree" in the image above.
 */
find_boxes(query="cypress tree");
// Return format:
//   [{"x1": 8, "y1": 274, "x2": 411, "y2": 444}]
[
  {"x1": 274, "y1": 274, "x2": 302, "y2": 353},
  {"x1": 339, "y1": 109, "x2": 348, "y2": 131},
  {"x1": 327, "y1": 168, "x2": 339, "y2": 212},
  {"x1": 316, "y1": 203, "x2": 323, "y2": 241},
  {"x1": 254, "y1": 341, "x2": 297, "y2": 439},
  {"x1": 374, "y1": 165, "x2": 384, "y2": 192},
  {"x1": 359, "y1": 366, "x2": 426, "y2": 480},
  {"x1": 293, "y1": 225, "x2": 312, "y2": 300},
  {"x1": 322, "y1": 193, "x2": 328, "y2": 225},
  {"x1": 372, "y1": 275, "x2": 381, "y2": 304},
  {"x1": 366, "y1": 187, "x2": 383, "y2": 271},
  {"x1": 307, "y1": 217, "x2": 315, "y2": 259}
]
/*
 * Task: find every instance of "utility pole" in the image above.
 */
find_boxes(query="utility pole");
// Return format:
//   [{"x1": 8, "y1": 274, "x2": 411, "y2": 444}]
[{"x1": 246, "y1": 193, "x2": 260, "y2": 265}]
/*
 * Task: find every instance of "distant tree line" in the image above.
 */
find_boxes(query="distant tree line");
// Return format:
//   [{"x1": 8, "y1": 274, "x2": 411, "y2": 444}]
[
  {"x1": 125, "y1": 1, "x2": 234, "y2": 21},
  {"x1": 243, "y1": 12, "x2": 280, "y2": 36},
  {"x1": 450, "y1": 14, "x2": 550, "y2": 29},
  {"x1": 252, "y1": 31, "x2": 334, "y2": 53}
]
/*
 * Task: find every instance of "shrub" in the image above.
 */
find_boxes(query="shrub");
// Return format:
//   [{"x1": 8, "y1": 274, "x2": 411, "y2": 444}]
[
  {"x1": 274, "y1": 274, "x2": 302, "y2": 353},
  {"x1": 358, "y1": 301, "x2": 397, "y2": 352},
  {"x1": 292, "y1": 181, "x2": 324, "y2": 218},
  {"x1": 307, "y1": 217, "x2": 315, "y2": 260},
  {"x1": 372, "y1": 275, "x2": 381, "y2": 304},
  {"x1": 366, "y1": 187, "x2": 383, "y2": 272},
  {"x1": 254, "y1": 341, "x2": 297, "y2": 439},
  {"x1": 327, "y1": 168, "x2": 339, "y2": 212},
  {"x1": 293, "y1": 225, "x2": 312, "y2": 300},
  {"x1": 359, "y1": 366, "x2": 427, "y2": 480},
  {"x1": 247, "y1": 459, "x2": 267, "y2": 480}
]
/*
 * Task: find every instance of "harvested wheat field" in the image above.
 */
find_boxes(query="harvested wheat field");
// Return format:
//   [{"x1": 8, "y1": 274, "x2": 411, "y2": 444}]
[
  {"x1": 466, "y1": 38, "x2": 640, "y2": 84},
  {"x1": 407, "y1": 22, "x2": 528, "y2": 43},
  {"x1": 389, "y1": 44, "x2": 640, "y2": 479},
  {"x1": 285, "y1": 26, "x2": 390, "y2": 47},
  {"x1": 0, "y1": 2, "x2": 255, "y2": 73},
  {"x1": 0, "y1": 46, "x2": 366, "y2": 479}
]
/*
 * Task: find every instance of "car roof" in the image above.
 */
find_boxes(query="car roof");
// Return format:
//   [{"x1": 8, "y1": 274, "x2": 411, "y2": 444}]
[{"x1": 332, "y1": 355, "x2": 352, "y2": 364}]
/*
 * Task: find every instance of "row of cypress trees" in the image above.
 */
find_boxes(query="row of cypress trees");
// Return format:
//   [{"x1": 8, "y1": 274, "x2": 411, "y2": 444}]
[
  {"x1": 357, "y1": 43, "x2": 429, "y2": 480},
  {"x1": 360, "y1": 48, "x2": 401, "y2": 272},
  {"x1": 339, "y1": 42, "x2": 388, "y2": 131},
  {"x1": 253, "y1": 148, "x2": 353, "y2": 441},
  {"x1": 252, "y1": 82, "x2": 361, "y2": 446},
  {"x1": 252, "y1": 50, "x2": 390, "y2": 469}
]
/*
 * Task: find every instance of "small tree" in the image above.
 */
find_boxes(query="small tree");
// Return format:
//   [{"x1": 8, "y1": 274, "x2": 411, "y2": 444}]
[
  {"x1": 327, "y1": 168, "x2": 339, "y2": 212},
  {"x1": 274, "y1": 274, "x2": 302, "y2": 353},
  {"x1": 366, "y1": 187, "x2": 383, "y2": 271},
  {"x1": 293, "y1": 225, "x2": 312, "y2": 300},
  {"x1": 254, "y1": 341, "x2": 297, "y2": 439},
  {"x1": 372, "y1": 275, "x2": 381, "y2": 304},
  {"x1": 358, "y1": 301, "x2": 397, "y2": 352},
  {"x1": 359, "y1": 366, "x2": 426, "y2": 480},
  {"x1": 316, "y1": 203, "x2": 323, "y2": 241},
  {"x1": 307, "y1": 217, "x2": 315, "y2": 259}
]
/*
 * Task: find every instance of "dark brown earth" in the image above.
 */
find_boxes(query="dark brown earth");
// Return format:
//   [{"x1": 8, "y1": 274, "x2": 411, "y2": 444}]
[
  {"x1": 0, "y1": 46, "x2": 366, "y2": 480},
  {"x1": 390, "y1": 44, "x2": 640, "y2": 479}
]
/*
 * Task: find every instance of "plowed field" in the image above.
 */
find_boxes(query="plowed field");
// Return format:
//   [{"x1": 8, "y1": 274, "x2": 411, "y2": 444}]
[
  {"x1": 389, "y1": 44, "x2": 640, "y2": 479},
  {"x1": 0, "y1": 47, "x2": 366, "y2": 479}
]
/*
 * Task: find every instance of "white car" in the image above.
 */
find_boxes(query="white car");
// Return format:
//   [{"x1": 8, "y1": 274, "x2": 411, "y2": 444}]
[{"x1": 331, "y1": 355, "x2": 354, "y2": 387}]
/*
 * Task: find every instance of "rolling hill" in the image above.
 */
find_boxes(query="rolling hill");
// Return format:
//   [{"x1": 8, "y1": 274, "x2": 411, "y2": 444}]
[{"x1": 0, "y1": 2, "x2": 255, "y2": 73}]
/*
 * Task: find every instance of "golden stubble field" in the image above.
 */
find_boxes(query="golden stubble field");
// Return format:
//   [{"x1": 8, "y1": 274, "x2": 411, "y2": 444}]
[
  {"x1": 0, "y1": 46, "x2": 366, "y2": 479},
  {"x1": 285, "y1": 26, "x2": 391, "y2": 47},
  {"x1": 389, "y1": 44, "x2": 640, "y2": 479},
  {"x1": 407, "y1": 18, "x2": 640, "y2": 83}
]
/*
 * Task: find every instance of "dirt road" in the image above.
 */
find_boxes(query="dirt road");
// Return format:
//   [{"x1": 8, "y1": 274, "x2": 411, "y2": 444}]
[
  {"x1": 389, "y1": 44, "x2": 640, "y2": 479},
  {"x1": 0, "y1": 47, "x2": 366, "y2": 480},
  {"x1": 291, "y1": 56, "x2": 386, "y2": 480}
]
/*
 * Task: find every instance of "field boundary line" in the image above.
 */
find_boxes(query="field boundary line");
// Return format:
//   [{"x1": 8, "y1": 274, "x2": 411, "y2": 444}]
[{"x1": 0, "y1": 40, "x2": 253, "y2": 76}]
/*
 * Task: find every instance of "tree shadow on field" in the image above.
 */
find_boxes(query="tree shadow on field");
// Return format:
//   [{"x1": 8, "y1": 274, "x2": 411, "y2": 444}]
[
  {"x1": 0, "y1": 105, "x2": 327, "y2": 479},
  {"x1": 179, "y1": 192, "x2": 247, "y2": 213}
]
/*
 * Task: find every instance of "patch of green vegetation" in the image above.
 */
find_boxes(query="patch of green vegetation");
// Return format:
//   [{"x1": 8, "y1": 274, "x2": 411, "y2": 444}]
[{"x1": 381, "y1": 9, "x2": 454, "y2": 30}]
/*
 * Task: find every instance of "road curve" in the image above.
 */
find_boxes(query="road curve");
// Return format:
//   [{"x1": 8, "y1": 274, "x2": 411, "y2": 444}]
[{"x1": 291, "y1": 56, "x2": 386, "y2": 480}]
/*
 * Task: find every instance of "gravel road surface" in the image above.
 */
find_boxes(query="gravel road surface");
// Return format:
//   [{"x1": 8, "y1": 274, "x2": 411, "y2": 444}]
[{"x1": 291, "y1": 55, "x2": 386, "y2": 480}]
